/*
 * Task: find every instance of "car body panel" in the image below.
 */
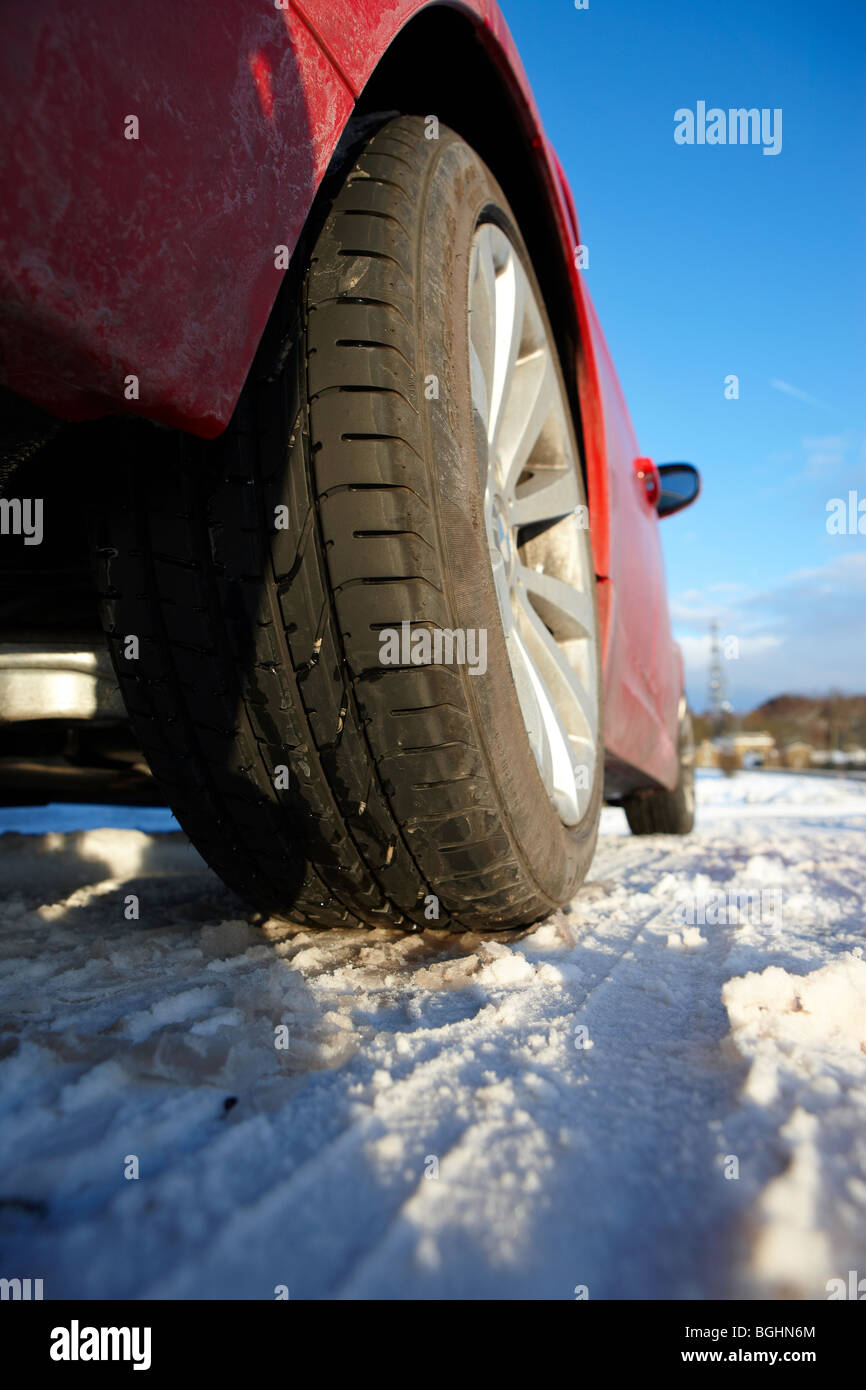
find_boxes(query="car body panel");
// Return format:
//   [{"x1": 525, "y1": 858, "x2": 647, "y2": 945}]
[
  {"x1": 0, "y1": 0, "x2": 681, "y2": 790},
  {"x1": 583, "y1": 293, "x2": 680, "y2": 784},
  {"x1": 0, "y1": 1, "x2": 352, "y2": 437}
]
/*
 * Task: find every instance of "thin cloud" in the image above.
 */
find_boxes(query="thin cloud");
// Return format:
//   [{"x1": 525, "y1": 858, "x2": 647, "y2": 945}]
[
  {"x1": 673, "y1": 553, "x2": 866, "y2": 707},
  {"x1": 770, "y1": 378, "x2": 830, "y2": 410},
  {"x1": 801, "y1": 433, "x2": 847, "y2": 476}
]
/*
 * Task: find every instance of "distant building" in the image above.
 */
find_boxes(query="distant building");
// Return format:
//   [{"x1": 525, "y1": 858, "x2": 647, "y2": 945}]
[
  {"x1": 783, "y1": 741, "x2": 813, "y2": 769},
  {"x1": 733, "y1": 732, "x2": 775, "y2": 767},
  {"x1": 710, "y1": 731, "x2": 778, "y2": 771},
  {"x1": 695, "y1": 738, "x2": 720, "y2": 768}
]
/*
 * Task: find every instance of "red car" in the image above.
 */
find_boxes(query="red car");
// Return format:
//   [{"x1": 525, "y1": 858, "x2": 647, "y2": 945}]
[{"x1": 0, "y1": 0, "x2": 700, "y2": 929}]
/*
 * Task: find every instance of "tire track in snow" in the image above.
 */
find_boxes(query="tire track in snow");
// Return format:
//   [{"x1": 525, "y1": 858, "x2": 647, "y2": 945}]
[{"x1": 0, "y1": 771, "x2": 864, "y2": 1298}]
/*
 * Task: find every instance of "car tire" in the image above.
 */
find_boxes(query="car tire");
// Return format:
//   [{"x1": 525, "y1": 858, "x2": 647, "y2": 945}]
[
  {"x1": 93, "y1": 115, "x2": 604, "y2": 930},
  {"x1": 622, "y1": 699, "x2": 695, "y2": 835}
]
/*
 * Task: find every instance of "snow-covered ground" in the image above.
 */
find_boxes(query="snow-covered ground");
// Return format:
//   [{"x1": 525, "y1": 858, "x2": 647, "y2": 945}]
[{"x1": 1, "y1": 770, "x2": 864, "y2": 1300}]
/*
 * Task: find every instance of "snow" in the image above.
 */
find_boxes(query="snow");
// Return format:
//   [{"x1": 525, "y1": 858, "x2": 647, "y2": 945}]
[{"x1": 0, "y1": 770, "x2": 864, "y2": 1300}]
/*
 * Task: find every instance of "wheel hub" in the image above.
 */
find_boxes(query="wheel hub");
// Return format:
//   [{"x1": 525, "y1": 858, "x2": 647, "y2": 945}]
[{"x1": 489, "y1": 493, "x2": 514, "y2": 578}]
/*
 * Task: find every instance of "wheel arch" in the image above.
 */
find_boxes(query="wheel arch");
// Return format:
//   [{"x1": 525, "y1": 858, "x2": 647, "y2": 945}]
[{"x1": 323, "y1": 3, "x2": 612, "y2": 582}]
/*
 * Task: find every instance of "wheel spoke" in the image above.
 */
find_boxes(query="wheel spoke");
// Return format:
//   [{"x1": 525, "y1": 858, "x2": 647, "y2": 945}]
[
  {"x1": 518, "y1": 564, "x2": 595, "y2": 641},
  {"x1": 499, "y1": 349, "x2": 554, "y2": 500},
  {"x1": 512, "y1": 628, "x2": 589, "y2": 821},
  {"x1": 505, "y1": 629, "x2": 553, "y2": 786},
  {"x1": 489, "y1": 250, "x2": 526, "y2": 455},
  {"x1": 515, "y1": 585, "x2": 597, "y2": 742},
  {"x1": 510, "y1": 467, "x2": 580, "y2": 527}
]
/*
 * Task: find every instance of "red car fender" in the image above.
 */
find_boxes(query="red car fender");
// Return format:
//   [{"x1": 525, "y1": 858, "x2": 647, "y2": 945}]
[
  {"x1": 0, "y1": 1, "x2": 355, "y2": 435},
  {"x1": 578, "y1": 293, "x2": 680, "y2": 787}
]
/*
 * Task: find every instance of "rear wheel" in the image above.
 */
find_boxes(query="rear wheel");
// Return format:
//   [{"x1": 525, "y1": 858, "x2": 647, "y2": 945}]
[
  {"x1": 93, "y1": 116, "x2": 603, "y2": 930},
  {"x1": 622, "y1": 699, "x2": 695, "y2": 835}
]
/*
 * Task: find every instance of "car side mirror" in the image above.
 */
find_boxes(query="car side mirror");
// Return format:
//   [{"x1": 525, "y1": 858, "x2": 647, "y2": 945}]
[{"x1": 656, "y1": 463, "x2": 701, "y2": 518}]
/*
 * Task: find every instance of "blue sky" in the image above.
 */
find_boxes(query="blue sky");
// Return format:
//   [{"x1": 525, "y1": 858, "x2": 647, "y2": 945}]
[{"x1": 499, "y1": 0, "x2": 866, "y2": 710}]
